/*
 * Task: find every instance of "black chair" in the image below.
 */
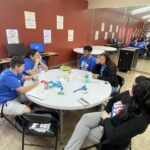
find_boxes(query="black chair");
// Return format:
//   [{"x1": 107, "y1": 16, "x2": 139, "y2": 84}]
[
  {"x1": 21, "y1": 112, "x2": 59, "y2": 150},
  {"x1": 0, "y1": 105, "x2": 59, "y2": 150},
  {"x1": 116, "y1": 75, "x2": 125, "y2": 94}
]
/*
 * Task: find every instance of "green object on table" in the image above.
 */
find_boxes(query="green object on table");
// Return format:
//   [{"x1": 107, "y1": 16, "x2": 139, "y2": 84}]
[
  {"x1": 60, "y1": 65, "x2": 69, "y2": 71},
  {"x1": 84, "y1": 74, "x2": 90, "y2": 83},
  {"x1": 58, "y1": 91, "x2": 64, "y2": 95},
  {"x1": 82, "y1": 91, "x2": 89, "y2": 94}
]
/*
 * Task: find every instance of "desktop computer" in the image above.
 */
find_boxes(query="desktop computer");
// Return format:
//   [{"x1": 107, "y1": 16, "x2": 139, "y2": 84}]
[{"x1": 30, "y1": 42, "x2": 44, "y2": 53}]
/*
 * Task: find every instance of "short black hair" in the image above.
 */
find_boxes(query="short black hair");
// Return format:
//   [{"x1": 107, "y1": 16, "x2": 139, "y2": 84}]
[
  {"x1": 10, "y1": 56, "x2": 24, "y2": 68},
  {"x1": 26, "y1": 49, "x2": 39, "y2": 58},
  {"x1": 83, "y1": 45, "x2": 92, "y2": 52}
]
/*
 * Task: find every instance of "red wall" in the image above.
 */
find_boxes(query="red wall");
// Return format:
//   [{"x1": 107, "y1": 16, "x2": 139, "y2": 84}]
[
  {"x1": 0, "y1": 1, "x2": 144, "y2": 65},
  {"x1": 90, "y1": 9, "x2": 144, "y2": 45},
  {"x1": 0, "y1": 0, "x2": 90, "y2": 64}
]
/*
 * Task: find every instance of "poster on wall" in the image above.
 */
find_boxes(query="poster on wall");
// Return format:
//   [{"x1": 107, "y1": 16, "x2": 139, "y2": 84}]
[
  {"x1": 6, "y1": 29, "x2": 19, "y2": 44},
  {"x1": 116, "y1": 25, "x2": 119, "y2": 33},
  {"x1": 104, "y1": 32, "x2": 108, "y2": 40},
  {"x1": 95, "y1": 31, "x2": 99, "y2": 40},
  {"x1": 109, "y1": 24, "x2": 113, "y2": 32},
  {"x1": 57, "y1": 15, "x2": 64, "y2": 30},
  {"x1": 43, "y1": 29, "x2": 52, "y2": 44},
  {"x1": 68, "y1": 29, "x2": 74, "y2": 42},
  {"x1": 101, "y1": 22, "x2": 105, "y2": 31},
  {"x1": 112, "y1": 32, "x2": 115, "y2": 39},
  {"x1": 24, "y1": 11, "x2": 36, "y2": 29}
]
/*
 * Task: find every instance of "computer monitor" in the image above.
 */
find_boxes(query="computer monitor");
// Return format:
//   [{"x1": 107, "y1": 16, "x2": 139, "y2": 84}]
[
  {"x1": 30, "y1": 42, "x2": 44, "y2": 53},
  {"x1": 6, "y1": 43, "x2": 26, "y2": 57}
]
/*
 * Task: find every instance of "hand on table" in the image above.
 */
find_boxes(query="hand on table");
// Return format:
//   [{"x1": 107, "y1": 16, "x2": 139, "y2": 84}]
[{"x1": 93, "y1": 74, "x2": 100, "y2": 79}]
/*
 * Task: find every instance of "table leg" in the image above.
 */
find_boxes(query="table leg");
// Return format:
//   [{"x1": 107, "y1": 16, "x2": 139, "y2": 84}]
[{"x1": 60, "y1": 110, "x2": 63, "y2": 145}]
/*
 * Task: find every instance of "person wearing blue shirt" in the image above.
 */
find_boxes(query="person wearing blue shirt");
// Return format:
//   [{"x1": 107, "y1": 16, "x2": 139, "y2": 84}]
[
  {"x1": 78, "y1": 45, "x2": 96, "y2": 72},
  {"x1": 129, "y1": 37, "x2": 137, "y2": 47},
  {"x1": 92, "y1": 52, "x2": 118, "y2": 94},
  {"x1": 0, "y1": 56, "x2": 39, "y2": 116},
  {"x1": 24, "y1": 49, "x2": 48, "y2": 75},
  {"x1": 137, "y1": 38, "x2": 146, "y2": 57}
]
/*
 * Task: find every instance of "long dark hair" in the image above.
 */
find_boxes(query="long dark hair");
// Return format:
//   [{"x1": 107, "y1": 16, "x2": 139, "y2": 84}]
[
  {"x1": 100, "y1": 52, "x2": 117, "y2": 72},
  {"x1": 121, "y1": 76, "x2": 150, "y2": 118}
]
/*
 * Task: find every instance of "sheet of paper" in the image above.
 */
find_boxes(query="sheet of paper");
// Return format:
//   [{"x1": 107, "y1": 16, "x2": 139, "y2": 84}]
[
  {"x1": 104, "y1": 32, "x2": 108, "y2": 40},
  {"x1": 95, "y1": 31, "x2": 99, "y2": 40},
  {"x1": 101, "y1": 22, "x2": 105, "y2": 31},
  {"x1": 68, "y1": 29, "x2": 74, "y2": 42},
  {"x1": 43, "y1": 29, "x2": 52, "y2": 44},
  {"x1": 6, "y1": 29, "x2": 19, "y2": 44},
  {"x1": 27, "y1": 84, "x2": 50, "y2": 100},
  {"x1": 24, "y1": 11, "x2": 36, "y2": 29},
  {"x1": 109, "y1": 24, "x2": 113, "y2": 32},
  {"x1": 57, "y1": 15, "x2": 64, "y2": 30},
  {"x1": 116, "y1": 25, "x2": 119, "y2": 33},
  {"x1": 112, "y1": 32, "x2": 115, "y2": 39}
]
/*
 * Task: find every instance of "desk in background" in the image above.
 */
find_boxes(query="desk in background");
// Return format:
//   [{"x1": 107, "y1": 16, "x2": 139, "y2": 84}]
[
  {"x1": 41, "y1": 52, "x2": 58, "y2": 68},
  {"x1": 0, "y1": 52, "x2": 58, "y2": 72},
  {"x1": 0, "y1": 58, "x2": 11, "y2": 72}
]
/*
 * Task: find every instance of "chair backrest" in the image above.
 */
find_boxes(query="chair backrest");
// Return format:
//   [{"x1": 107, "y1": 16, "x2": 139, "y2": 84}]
[
  {"x1": 116, "y1": 75, "x2": 125, "y2": 93},
  {"x1": 23, "y1": 113, "x2": 54, "y2": 124}
]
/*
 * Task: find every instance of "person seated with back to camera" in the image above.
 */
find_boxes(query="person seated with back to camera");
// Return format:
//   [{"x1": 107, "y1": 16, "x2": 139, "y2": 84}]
[
  {"x1": 0, "y1": 56, "x2": 39, "y2": 116},
  {"x1": 77, "y1": 45, "x2": 96, "y2": 72},
  {"x1": 92, "y1": 52, "x2": 118, "y2": 94},
  {"x1": 24, "y1": 49, "x2": 48, "y2": 76},
  {"x1": 64, "y1": 76, "x2": 150, "y2": 150}
]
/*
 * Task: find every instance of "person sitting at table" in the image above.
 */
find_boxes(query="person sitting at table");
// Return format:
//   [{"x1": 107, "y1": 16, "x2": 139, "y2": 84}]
[
  {"x1": 92, "y1": 52, "x2": 118, "y2": 94},
  {"x1": 137, "y1": 37, "x2": 147, "y2": 58},
  {"x1": 78, "y1": 45, "x2": 96, "y2": 72},
  {"x1": 64, "y1": 76, "x2": 150, "y2": 150},
  {"x1": 24, "y1": 49, "x2": 48, "y2": 75},
  {"x1": 129, "y1": 37, "x2": 137, "y2": 47},
  {"x1": 0, "y1": 56, "x2": 39, "y2": 116}
]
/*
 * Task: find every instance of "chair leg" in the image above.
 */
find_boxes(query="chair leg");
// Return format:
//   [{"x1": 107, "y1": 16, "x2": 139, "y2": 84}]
[
  {"x1": 55, "y1": 132, "x2": 58, "y2": 150},
  {"x1": 22, "y1": 128, "x2": 24, "y2": 150}
]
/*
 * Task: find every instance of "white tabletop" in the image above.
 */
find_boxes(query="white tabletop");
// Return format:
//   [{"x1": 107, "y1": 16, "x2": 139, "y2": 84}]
[
  {"x1": 92, "y1": 46, "x2": 117, "y2": 52},
  {"x1": 73, "y1": 46, "x2": 117, "y2": 55},
  {"x1": 25, "y1": 69, "x2": 112, "y2": 110}
]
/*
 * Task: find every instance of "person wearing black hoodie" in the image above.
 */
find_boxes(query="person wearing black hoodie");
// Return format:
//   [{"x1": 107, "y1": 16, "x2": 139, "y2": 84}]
[
  {"x1": 92, "y1": 52, "x2": 118, "y2": 94},
  {"x1": 64, "y1": 76, "x2": 150, "y2": 150}
]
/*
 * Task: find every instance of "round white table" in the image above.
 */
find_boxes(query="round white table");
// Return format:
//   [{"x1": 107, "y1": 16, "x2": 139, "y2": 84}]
[
  {"x1": 25, "y1": 69, "x2": 112, "y2": 143},
  {"x1": 73, "y1": 46, "x2": 117, "y2": 55},
  {"x1": 92, "y1": 46, "x2": 117, "y2": 52}
]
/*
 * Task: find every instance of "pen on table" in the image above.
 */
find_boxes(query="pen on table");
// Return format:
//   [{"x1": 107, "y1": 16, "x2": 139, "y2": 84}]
[
  {"x1": 80, "y1": 98, "x2": 89, "y2": 105},
  {"x1": 77, "y1": 99, "x2": 88, "y2": 106}
]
